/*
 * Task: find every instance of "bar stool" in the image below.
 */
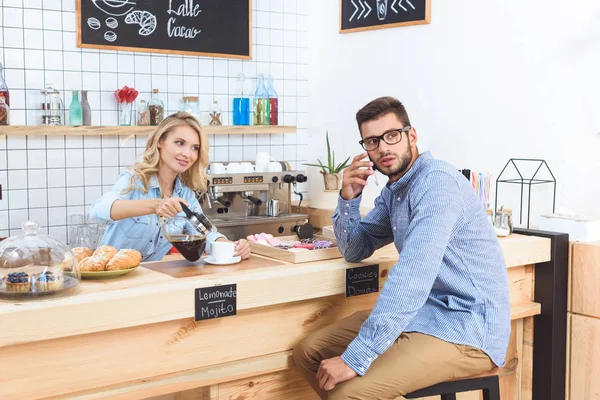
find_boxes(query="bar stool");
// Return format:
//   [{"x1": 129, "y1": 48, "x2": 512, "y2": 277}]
[{"x1": 405, "y1": 369, "x2": 501, "y2": 400}]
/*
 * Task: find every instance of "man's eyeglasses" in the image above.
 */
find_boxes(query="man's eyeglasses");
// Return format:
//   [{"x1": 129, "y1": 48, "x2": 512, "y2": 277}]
[{"x1": 359, "y1": 126, "x2": 411, "y2": 151}]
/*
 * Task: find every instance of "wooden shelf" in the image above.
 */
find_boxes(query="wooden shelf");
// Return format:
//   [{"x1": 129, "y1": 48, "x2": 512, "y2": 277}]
[{"x1": 0, "y1": 125, "x2": 296, "y2": 136}]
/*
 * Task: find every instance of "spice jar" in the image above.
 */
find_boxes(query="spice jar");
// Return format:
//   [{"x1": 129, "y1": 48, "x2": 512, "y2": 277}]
[
  {"x1": 179, "y1": 96, "x2": 200, "y2": 121},
  {"x1": 494, "y1": 207, "x2": 513, "y2": 237},
  {"x1": 148, "y1": 89, "x2": 164, "y2": 126},
  {"x1": 137, "y1": 99, "x2": 149, "y2": 125}
]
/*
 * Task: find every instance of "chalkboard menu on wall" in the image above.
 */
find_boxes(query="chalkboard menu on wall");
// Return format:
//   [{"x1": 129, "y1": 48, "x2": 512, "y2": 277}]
[
  {"x1": 340, "y1": 0, "x2": 430, "y2": 34},
  {"x1": 77, "y1": 0, "x2": 252, "y2": 59}
]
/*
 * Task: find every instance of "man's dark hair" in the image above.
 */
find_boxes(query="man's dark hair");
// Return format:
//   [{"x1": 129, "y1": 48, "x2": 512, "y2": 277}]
[{"x1": 356, "y1": 96, "x2": 411, "y2": 133}]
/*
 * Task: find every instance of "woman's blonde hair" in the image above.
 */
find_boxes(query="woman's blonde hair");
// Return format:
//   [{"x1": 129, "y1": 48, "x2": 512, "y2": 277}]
[{"x1": 125, "y1": 112, "x2": 209, "y2": 194}]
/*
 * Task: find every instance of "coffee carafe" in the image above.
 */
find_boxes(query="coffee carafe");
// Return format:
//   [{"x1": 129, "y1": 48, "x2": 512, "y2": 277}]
[{"x1": 179, "y1": 202, "x2": 217, "y2": 236}]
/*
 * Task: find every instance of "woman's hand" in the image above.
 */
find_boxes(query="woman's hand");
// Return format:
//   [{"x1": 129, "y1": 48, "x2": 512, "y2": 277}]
[
  {"x1": 155, "y1": 197, "x2": 188, "y2": 218},
  {"x1": 234, "y1": 239, "x2": 251, "y2": 259}
]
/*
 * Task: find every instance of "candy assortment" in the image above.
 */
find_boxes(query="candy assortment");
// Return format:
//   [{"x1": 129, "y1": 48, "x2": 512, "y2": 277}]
[{"x1": 247, "y1": 233, "x2": 335, "y2": 252}]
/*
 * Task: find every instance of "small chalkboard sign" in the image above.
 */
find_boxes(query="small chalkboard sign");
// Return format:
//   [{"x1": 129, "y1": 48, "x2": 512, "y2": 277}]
[
  {"x1": 345, "y1": 264, "x2": 379, "y2": 297},
  {"x1": 195, "y1": 284, "x2": 237, "y2": 321},
  {"x1": 77, "y1": 0, "x2": 251, "y2": 59},
  {"x1": 340, "y1": 0, "x2": 430, "y2": 34}
]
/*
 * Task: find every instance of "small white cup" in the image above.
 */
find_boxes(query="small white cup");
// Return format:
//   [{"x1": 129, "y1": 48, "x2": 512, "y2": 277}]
[
  {"x1": 211, "y1": 241, "x2": 236, "y2": 262},
  {"x1": 240, "y1": 162, "x2": 255, "y2": 173},
  {"x1": 210, "y1": 163, "x2": 227, "y2": 174},
  {"x1": 227, "y1": 163, "x2": 242, "y2": 174},
  {"x1": 267, "y1": 161, "x2": 283, "y2": 172}
]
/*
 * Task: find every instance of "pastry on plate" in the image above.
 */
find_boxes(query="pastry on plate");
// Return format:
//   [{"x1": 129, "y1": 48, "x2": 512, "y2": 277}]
[
  {"x1": 34, "y1": 270, "x2": 63, "y2": 291},
  {"x1": 79, "y1": 256, "x2": 106, "y2": 272},
  {"x1": 106, "y1": 249, "x2": 142, "y2": 270},
  {"x1": 72, "y1": 247, "x2": 92, "y2": 262},
  {"x1": 6, "y1": 272, "x2": 31, "y2": 292},
  {"x1": 93, "y1": 245, "x2": 117, "y2": 265}
]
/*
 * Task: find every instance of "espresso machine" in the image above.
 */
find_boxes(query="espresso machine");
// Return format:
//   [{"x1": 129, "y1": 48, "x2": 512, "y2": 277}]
[{"x1": 199, "y1": 161, "x2": 309, "y2": 240}]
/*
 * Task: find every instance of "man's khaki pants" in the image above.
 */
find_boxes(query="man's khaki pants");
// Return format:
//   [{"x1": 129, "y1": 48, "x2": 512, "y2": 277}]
[{"x1": 293, "y1": 310, "x2": 495, "y2": 400}]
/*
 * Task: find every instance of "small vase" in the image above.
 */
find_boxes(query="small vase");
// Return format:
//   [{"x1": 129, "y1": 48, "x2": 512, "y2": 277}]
[
  {"x1": 323, "y1": 172, "x2": 342, "y2": 191},
  {"x1": 118, "y1": 102, "x2": 133, "y2": 126}
]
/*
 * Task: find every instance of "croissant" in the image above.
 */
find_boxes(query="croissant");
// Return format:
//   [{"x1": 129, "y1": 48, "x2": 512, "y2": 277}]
[
  {"x1": 78, "y1": 256, "x2": 106, "y2": 272},
  {"x1": 72, "y1": 247, "x2": 92, "y2": 262},
  {"x1": 92, "y1": 245, "x2": 117, "y2": 266},
  {"x1": 106, "y1": 249, "x2": 142, "y2": 270}
]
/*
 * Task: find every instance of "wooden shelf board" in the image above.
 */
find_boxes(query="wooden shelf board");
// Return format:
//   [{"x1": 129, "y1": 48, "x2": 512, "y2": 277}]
[{"x1": 0, "y1": 125, "x2": 296, "y2": 136}]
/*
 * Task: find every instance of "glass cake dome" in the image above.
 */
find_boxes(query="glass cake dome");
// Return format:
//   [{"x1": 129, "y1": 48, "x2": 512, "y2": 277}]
[{"x1": 0, "y1": 221, "x2": 81, "y2": 297}]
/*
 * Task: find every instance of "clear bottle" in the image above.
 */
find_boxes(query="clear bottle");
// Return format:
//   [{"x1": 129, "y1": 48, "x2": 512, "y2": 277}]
[
  {"x1": 210, "y1": 100, "x2": 222, "y2": 125},
  {"x1": 233, "y1": 73, "x2": 250, "y2": 125},
  {"x1": 266, "y1": 74, "x2": 278, "y2": 125},
  {"x1": 69, "y1": 90, "x2": 83, "y2": 126},
  {"x1": 0, "y1": 95, "x2": 9, "y2": 125},
  {"x1": 0, "y1": 62, "x2": 9, "y2": 107},
  {"x1": 253, "y1": 73, "x2": 269, "y2": 125},
  {"x1": 137, "y1": 99, "x2": 149, "y2": 126},
  {"x1": 81, "y1": 90, "x2": 91, "y2": 126},
  {"x1": 148, "y1": 89, "x2": 164, "y2": 126}
]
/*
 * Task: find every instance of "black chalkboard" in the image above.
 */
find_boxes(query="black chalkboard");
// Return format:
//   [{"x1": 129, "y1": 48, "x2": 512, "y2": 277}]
[
  {"x1": 340, "y1": 0, "x2": 430, "y2": 34},
  {"x1": 77, "y1": 0, "x2": 251, "y2": 59},
  {"x1": 345, "y1": 264, "x2": 379, "y2": 297},
  {"x1": 195, "y1": 284, "x2": 237, "y2": 321}
]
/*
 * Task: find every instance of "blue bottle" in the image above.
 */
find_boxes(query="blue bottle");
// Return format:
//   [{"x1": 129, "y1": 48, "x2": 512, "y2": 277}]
[{"x1": 233, "y1": 73, "x2": 250, "y2": 125}]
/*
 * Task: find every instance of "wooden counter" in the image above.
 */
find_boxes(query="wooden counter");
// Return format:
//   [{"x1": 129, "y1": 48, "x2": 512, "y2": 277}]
[{"x1": 0, "y1": 234, "x2": 555, "y2": 400}]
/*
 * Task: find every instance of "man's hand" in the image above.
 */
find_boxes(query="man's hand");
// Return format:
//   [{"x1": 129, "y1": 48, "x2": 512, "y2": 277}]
[
  {"x1": 316, "y1": 356, "x2": 358, "y2": 391},
  {"x1": 341, "y1": 152, "x2": 374, "y2": 200}
]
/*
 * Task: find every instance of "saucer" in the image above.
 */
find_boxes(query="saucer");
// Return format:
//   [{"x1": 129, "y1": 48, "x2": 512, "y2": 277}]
[{"x1": 204, "y1": 256, "x2": 242, "y2": 265}]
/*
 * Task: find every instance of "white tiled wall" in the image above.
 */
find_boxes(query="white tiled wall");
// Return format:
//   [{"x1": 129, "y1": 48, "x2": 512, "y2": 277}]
[{"x1": 0, "y1": 0, "x2": 310, "y2": 241}]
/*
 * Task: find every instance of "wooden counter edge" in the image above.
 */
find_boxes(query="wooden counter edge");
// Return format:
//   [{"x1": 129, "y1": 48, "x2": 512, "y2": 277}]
[
  {"x1": 0, "y1": 254, "x2": 395, "y2": 347},
  {"x1": 0, "y1": 235, "x2": 550, "y2": 348}
]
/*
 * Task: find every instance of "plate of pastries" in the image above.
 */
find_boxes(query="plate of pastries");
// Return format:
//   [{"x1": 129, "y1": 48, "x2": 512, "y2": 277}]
[{"x1": 72, "y1": 245, "x2": 142, "y2": 279}]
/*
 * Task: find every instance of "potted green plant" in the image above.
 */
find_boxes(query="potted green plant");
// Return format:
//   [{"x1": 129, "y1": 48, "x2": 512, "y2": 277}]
[{"x1": 304, "y1": 131, "x2": 350, "y2": 191}]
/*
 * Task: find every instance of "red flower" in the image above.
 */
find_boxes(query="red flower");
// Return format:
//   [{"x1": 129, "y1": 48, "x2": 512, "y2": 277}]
[{"x1": 114, "y1": 86, "x2": 139, "y2": 104}]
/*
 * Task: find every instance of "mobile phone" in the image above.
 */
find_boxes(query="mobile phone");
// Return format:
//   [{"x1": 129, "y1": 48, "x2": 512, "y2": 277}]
[{"x1": 366, "y1": 154, "x2": 379, "y2": 186}]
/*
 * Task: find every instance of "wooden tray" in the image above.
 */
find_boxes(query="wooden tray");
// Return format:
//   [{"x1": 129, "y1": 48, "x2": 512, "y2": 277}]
[{"x1": 249, "y1": 235, "x2": 342, "y2": 263}]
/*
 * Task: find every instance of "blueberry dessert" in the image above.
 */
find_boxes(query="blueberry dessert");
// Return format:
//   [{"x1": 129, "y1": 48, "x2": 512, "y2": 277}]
[
  {"x1": 6, "y1": 272, "x2": 31, "y2": 292},
  {"x1": 35, "y1": 270, "x2": 63, "y2": 292}
]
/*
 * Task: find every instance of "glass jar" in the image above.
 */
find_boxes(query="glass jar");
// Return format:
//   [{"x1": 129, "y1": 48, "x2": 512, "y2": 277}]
[
  {"x1": 0, "y1": 221, "x2": 81, "y2": 298},
  {"x1": 148, "y1": 89, "x2": 164, "y2": 126},
  {"x1": 41, "y1": 84, "x2": 65, "y2": 126},
  {"x1": 179, "y1": 96, "x2": 200, "y2": 121},
  {"x1": 137, "y1": 99, "x2": 149, "y2": 126},
  {"x1": 209, "y1": 100, "x2": 222, "y2": 125},
  {"x1": 494, "y1": 207, "x2": 513, "y2": 237},
  {"x1": 0, "y1": 95, "x2": 9, "y2": 125}
]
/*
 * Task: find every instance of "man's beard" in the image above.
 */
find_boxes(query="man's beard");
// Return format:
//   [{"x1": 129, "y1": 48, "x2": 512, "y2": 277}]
[{"x1": 377, "y1": 145, "x2": 413, "y2": 179}]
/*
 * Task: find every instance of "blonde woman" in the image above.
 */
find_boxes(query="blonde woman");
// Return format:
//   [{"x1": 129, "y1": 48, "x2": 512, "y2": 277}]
[{"x1": 90, "y1": 112, "x2": 251, "y2": 262}]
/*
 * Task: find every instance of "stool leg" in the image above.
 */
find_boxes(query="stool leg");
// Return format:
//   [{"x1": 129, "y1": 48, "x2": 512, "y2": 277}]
[
  {"x1": 441, "y1": 394, "x2": 457, "y2": 400},
  {"x1": 483, "y1": 386, "x2": 500, "y2": 400}
]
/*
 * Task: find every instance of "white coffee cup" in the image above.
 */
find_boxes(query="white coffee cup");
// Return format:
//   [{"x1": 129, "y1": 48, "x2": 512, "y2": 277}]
[
  {"x1": 227, "y1": 162, "x2": 242, "y2": 174},
  {"x1": 255, "y1": 152, "x2": 271, "y2": 172},
  {"x1": 210, "y1": 163, "x2": 227, "y2": 174},
  {"x1": 211, "y1": 241, "x2": 236, "y2": 262},
  {"x1": 240, "y1": 162, "x2": 255, "y2": 173},
  {"x1": 267, "y1": 161, "x2": 283, "y2": 172}
]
